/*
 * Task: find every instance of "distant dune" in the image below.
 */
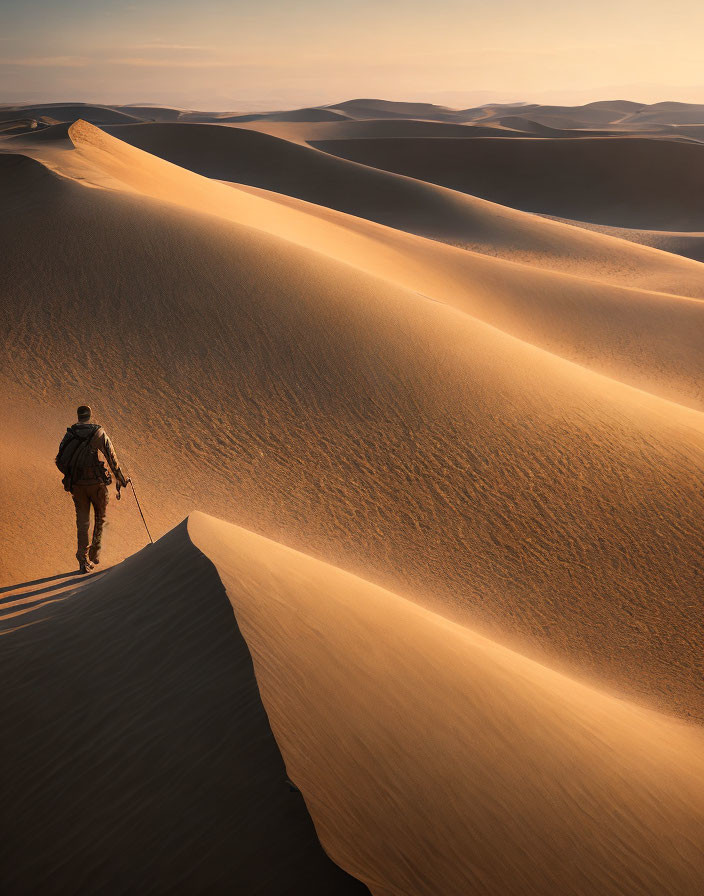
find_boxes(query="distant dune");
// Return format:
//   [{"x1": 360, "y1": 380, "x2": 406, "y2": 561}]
[
  {"x1": 224, "y1": 107, "x2": 350, "y2": 123},
  {"x1": 312, "y1": 136, "x2": 704, "y2": 229},
  {"x1": 116, "y1": 105, "x2": 185, "y2": 121},
  {"x1": 0, "y1": 103, "x2": 141, "y2": 125},
  {"x1": 327, "y1": 98, "x2": 462, "y2": 121}
]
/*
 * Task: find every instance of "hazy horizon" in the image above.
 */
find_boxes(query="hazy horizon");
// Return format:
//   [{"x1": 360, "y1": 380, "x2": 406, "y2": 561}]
[{"x1": 2, "y1": 0, "x2": 704, "y2": 110}]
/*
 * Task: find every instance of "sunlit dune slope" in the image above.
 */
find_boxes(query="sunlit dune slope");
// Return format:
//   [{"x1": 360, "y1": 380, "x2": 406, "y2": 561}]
[
  {"x1": 190, "y1": 511, "x2": 704, "y2": 896},
  {"x1": 51, "y1": 122, "x2": 704, "y2": 412},
  {"x1": 0, "y1": 521, "x2": 367, "y2": 894},
  {"x1": 25, "y1": 119, "x2": 702, "y2": 411},
  {"x1": 313, "y1": 135, "x2": 704, "y2": 229},
  {"x1": 94, "y1": 121, "x2": 704, "y2": 295},
  {"x1": 1, "y1": 147, "x2": 703, "y2": 721}
]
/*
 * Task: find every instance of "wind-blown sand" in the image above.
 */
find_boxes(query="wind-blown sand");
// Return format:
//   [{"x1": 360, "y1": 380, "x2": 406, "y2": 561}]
[{"x1": 1, "y1": 98, "x2": 703, "y2": 894}]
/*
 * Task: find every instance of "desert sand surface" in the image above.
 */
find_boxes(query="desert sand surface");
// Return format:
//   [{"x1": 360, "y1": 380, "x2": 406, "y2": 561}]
[{"x1": 1, "y1": 97, "x2": 703, "y2": 893}]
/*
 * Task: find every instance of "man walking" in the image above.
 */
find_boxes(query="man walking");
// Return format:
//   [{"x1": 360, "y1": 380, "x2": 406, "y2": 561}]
[{"x1": 56, "y1": 405, "x2": 129, "y2": 573}]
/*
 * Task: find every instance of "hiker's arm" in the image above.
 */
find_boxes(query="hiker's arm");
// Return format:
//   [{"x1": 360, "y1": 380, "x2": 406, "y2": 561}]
[
  {"x1": 55, "y1": 434, "x2": 70, "y2": 471},
  {"x1": 96, "y1": 429, "x2": 129, "y2": 486}
]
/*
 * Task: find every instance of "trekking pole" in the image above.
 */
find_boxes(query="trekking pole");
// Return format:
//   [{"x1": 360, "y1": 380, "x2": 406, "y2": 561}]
[
  {"x1": 130, "y1": 479, "x2": 154, "y2": 545},
  {"x1": 118, "y1": 477, "x2": 154, "y2": 545}
]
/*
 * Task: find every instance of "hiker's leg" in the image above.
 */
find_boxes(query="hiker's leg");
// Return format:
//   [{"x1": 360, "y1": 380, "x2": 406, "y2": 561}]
[
  {"x1": 89, "y1": 484, "x2": 109, "y2": 562},
  {"x1": 71, "y1": 486, "x2": 91, "y2": 564}
]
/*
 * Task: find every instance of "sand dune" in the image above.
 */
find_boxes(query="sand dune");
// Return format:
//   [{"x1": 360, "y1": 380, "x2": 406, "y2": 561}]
[
  {"x1": 116, "y1": 105, "x2": 186, "y2": 121},
  {"x1": 0, "y1": 102, "x2": 141, "y2": 125},
  {"x1": 491, "y1": 115, "x2": 625, "y2": 138},
  {"x1": 8, "y1": 120, "x2": 72, "y2": 142},
  {"x1": 190, "y1": 512, "x2": 704, "y2": 896},
  {"x1": 237, "y1": 118, "x2": 489, "y2": 140},
  {"x1": 226, "y1": 107, "x2": 350, "y2": 123},
  {"x1": 626, "y1": 101, "x2": 704, "y2": 126},
  {"x1": 0, "y1": 520, "x2": 367, "y2": 894},
  {"x1": 236, "y1": 117, "x2": 548, "y2": 143},
  {"x1": 1, "y1": 137, "x2": 703, "y2": 722},
  {"x1": 327, "y1": 98, "x2": 462, "y2": 121},
  {"x1": 313, "y1": 135, "x2": 704, "y2": 229},
  {"x1": 5, "y1": 98, "x2": 704, "y2": 133},
  {"x1": 51, "y1": 122, "x2": 704, "y2": 412},
  {"x1": 459, "y1": 100, "x2": 701, "y2": 131},
  {"x1": 86, "y1": 122, "x2": 704, "y2": 300}
]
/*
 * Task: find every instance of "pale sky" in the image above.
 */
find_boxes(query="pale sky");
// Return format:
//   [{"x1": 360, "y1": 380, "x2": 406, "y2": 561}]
[{"x1": 1, "y1": 0, "x2": 703, "y2": 110}]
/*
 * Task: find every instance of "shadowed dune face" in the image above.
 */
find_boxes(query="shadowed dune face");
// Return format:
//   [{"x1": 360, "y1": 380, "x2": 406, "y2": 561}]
[
  {"x1": 313, "y1": 136, "x2": 704, "y2": 229},
  {"x1": 1, "y1": 140, "x2": 703, "y2": 721},
  {"x1": 0, "y1": 521, "x2": 368, "y2": 894}
]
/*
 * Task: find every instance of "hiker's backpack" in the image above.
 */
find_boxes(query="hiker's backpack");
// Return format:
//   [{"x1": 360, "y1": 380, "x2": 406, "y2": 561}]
[{"x1": 56, "y1": 424, "x2": 101, "y2": 491}]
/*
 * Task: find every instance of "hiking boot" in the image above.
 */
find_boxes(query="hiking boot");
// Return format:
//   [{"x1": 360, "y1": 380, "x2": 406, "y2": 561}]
[
  {"x1": 79, "y1": 559, "x2": 94, "y2": 574},
  {"x1": 88, "y1": 544, "x2": 101, "y2": 565}
]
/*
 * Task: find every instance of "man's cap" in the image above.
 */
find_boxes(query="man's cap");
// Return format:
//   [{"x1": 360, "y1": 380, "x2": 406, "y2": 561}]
[{"x1": 77, "y1": 405, "x2": 92, "y2": 421}]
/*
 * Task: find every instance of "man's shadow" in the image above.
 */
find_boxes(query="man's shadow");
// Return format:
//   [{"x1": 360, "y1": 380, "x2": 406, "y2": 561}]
[{"x1": 0, "y1": 570, "x2": 104, "y2": 606}]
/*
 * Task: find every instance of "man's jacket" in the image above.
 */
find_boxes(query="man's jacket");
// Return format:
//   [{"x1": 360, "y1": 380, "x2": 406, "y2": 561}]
[{"x1": 56, "y1": 423, "x2": 126, "y2": 489}]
